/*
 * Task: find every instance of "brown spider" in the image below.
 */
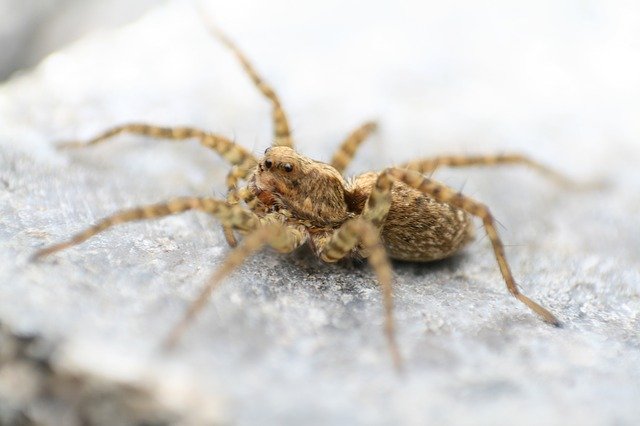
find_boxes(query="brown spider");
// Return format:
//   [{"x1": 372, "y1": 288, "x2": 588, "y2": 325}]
[{"x1": 32, "y1": 24, "x2": 571, "y2": 369}]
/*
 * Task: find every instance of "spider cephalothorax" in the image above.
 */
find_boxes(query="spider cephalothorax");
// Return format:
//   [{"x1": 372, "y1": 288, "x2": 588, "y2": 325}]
[
  {"x1": 251, "y1": 146, "x2": 352, "y2": 227},
  {"x1": 34, "y1": 24, "x2": 573, "y2": 370}
]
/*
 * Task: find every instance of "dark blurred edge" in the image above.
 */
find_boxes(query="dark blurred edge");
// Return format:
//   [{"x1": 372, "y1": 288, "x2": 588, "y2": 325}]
[{"x1": 0, "y1": 0, "x2": 159, "y2": 82}]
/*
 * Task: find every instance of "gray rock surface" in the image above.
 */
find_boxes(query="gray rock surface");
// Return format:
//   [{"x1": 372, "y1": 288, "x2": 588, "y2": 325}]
[{"x1": 1, "y1": 1, "x2": 639, "y2": 425}]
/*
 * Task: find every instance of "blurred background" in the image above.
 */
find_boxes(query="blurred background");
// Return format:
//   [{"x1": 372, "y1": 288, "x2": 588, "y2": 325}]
[
  {"x1": 0, "y1": 0, "x2": 160, "y2": 80},
  {"x1": 2, "y1": 0, "x2": 638, "y2": 171}
]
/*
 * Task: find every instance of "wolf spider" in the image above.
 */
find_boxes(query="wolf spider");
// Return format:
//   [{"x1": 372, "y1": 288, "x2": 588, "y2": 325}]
[{"x1": 33, "y1": 24, "x2": 572, "y2": 369}]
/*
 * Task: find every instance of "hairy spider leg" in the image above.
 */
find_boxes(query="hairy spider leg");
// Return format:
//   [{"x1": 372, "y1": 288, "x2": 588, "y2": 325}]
[
  {"x1": 203, "y1": 23, "x2": 297, "y2": 239},
  {"x1": 399, "y1": 153, "x2": 578, "y2": 188},
  {"x1": 222, "y1": 165, "x2": 256, "y2": 247},
  {"x1": 164, "y1": 222, "x2": 307, "y2": 348},
  {"x1": 330, "y1": 121, "x2": 378, "y2": 174},
  {"x1": 312, "y1": 173, "x2": 401, "y2": 370},
  {"x1": 204, "y1": 23, "x2": 293, "y2": 148},
  {"x1": 384, "y1": 168, "x2": 561, "y2": 326},
  {"x1": 59, "y1": 124, "x2": 256, "y2": 169},
  {"x1": 317, "y1": 218, "x2": 401, "y2": 371},
  {"x1": 31, "y1": 197, "x2": 258, "y2": 260},
  {"x1": 60, "y1": 123, "x2": 259, "y2": 248}
]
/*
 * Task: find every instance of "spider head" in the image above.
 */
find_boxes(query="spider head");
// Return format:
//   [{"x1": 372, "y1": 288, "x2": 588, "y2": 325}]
[{"x1": 250, "y1": 146, "x2": 350, "y2": 225}]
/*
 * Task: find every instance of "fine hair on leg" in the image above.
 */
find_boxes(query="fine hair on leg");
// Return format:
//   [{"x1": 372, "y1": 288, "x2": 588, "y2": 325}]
[
  {"x1": 330, "y1": 121, "x2": 378, "y2": 174},
  {"x1": 32, "y1": 197, "x2": 258, "y2": 260},
  {"x1": 384, "y1": 167, "x2": 560, "y2": 326},
  {"x1": 164, "y1": 222, "x2": 307, "y2": 348},
  {"x1": 197, "y1": 14, "x2": 293, "y2": 148},
  {"x1": 317, "y1": 218, "x2": 402, "y2": 371},
  {"x1": 59, "y1": 124, "x2": 257, "y2": 170},
  {"x1": 399, "y1": 153, "x2": 578, "y2": 188}
]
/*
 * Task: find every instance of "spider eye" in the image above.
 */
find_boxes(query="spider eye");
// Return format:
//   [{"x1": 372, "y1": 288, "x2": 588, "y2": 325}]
[
  {"x1": 283, "y1": 163, "x2": 293, "y2": 173},
  {"x1": 264, "y1": 159, "x2": 273, "y2": 169}
]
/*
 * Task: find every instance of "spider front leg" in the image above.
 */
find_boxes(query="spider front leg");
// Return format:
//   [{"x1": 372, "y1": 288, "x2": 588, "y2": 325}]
[
  {"x1": 201, "y1": 21, "x2": 293, "y2": 148},
  {"x1": 315, "y1": 172, "x2": 401, "y2": 369},
  {"x1": 399, "y1": 153, "x2": 578, "y2": 188},
  {"x1": 164, "y1": 221, "x2": 307, "y2": 348},
  {"x1": 59, "y1": 124, "x2": 257, "y2": 171},
  {"x1": 384, "y1": 167, "x2": 560, "y2": 326},
  {"x1": 31, "y1": 197, "x2": 258, "y2": 260},
  {"x1": 316, "y1": 217, "x2": 402, "y2": 371},
  {"x1": 330, "y1": 121, "x2": 378, "y2": 174},
  {"x1": 221, "y1": 166, "x2": 259, "y2": 247}
]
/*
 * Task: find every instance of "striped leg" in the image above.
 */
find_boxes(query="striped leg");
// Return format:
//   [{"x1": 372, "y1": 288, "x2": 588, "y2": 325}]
[
  {"x1": 59, "y1": 123, "x2": 259, "y2": 249},
  {"x1": 317, "y1": 218, "x2": 402, "y2": 371},
  {"x1": 31, "y1": 197, "x2": 258, "y2": 260},
  {"x1": 222, "y1": 165, "x2": 258, "y2": 247},
  {"x1": 164, "y1": 222, "x2": 307, "y2": 347},
  {"x1": 59, "y1": 124, "x2": 257, "y2": 170},
  {"x1": 203, "y1": 23, "x2": 293, "y2": 148},
  {"x1": 225, "y1": 165, "x2": 253, "y2": 193},
  {"x1": 384, "y1": 167, "x2": 560, "y2": 326},
  {"x1": 400, "y1": 153, "x2": 577, "y2": 187},
  {"x1": 330, "y1": 121, "x2": 378, "y2": 174}
]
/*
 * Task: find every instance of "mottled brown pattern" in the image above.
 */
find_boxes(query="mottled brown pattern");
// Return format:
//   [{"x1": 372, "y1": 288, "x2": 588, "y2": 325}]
[
  {"x1": 33, "y1": 25, "x2": 574, "y2": 370},
  {"x1": 347, "y1": 172, "x2": 474, "y2": 261}
]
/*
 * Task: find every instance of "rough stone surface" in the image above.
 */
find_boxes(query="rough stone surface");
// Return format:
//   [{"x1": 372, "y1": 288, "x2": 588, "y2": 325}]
[{"x1": 0, "y1": 1, "x2": 639, "y2": 425}]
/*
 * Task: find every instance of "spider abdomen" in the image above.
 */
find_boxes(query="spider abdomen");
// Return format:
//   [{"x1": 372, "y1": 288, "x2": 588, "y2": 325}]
[{"x1": 348, "y1": 172, "x2": 475, "y2": 261}]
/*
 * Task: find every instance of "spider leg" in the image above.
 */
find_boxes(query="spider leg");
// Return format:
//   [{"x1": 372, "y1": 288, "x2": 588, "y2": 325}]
[
  {"x1": 164, "y1": 222, "x2": 307, "y2": 348},
  {"x1": 314, "y1": 172, "x2": 400, "y2": 369},
  {"x1": 221, "y1": 165, "x2": 257, "y2": 247},
  {"x1": 59, "y1": 124, "x2": 257, "y2": 171},
  {"x1": 399, "y1": 153, "x2": 578, "y2": 188},
  {"x1": 314, "y1": 174, "x2": 402, "y2": 370},
  {"x1": 222, "y1": 187, "x2": 261, "y2": 248},
  {"x1": 31, "y1": 197, "x2": 258, "y2": 260},
  {"x1": 330, "y1": 121, "x2": 378, "y2": 174},
  {"x1": 384, "y1": 167, "x2": 561, "y2": 326},
  {"x1": 201, "y1": 21, "x2": 293, "y2": 148},
  {"x1": 221, "y1": 165, "x2": 263, "y2": 248},
  {"x1": 225, "y1": 164, "x2": 253, "y2": 192},
  {"x1": 316, "y1": 216, "x2": 402, "y2": 371}
]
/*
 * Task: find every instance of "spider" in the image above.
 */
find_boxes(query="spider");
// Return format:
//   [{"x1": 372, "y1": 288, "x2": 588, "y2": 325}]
[{"x1": 32, "y1": 24, "x2": 572, "y2": 369}]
